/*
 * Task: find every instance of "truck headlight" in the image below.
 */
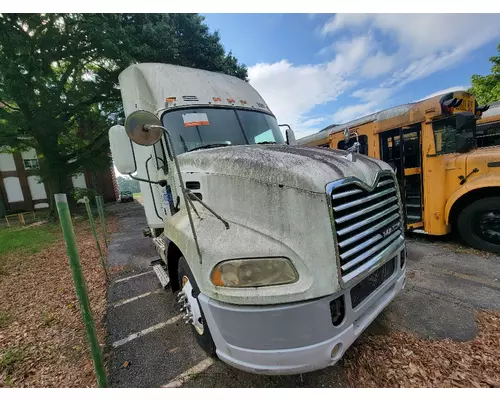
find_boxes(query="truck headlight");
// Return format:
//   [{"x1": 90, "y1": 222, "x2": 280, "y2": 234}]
[{"x1": 210, "y1": 258, "x2": 298, "y2": 288}]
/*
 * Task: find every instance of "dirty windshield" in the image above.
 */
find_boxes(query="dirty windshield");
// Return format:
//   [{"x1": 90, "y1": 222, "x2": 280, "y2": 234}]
[{"x1": 161, "y1": 107, "x2": 285, "y2": 155}]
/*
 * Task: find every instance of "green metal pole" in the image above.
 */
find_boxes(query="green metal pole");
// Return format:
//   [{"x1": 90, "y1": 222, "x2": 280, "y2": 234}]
[
  {"x1": 55, "y1": 194, "x2": 108, "y2": 388},
  {"x1": 84, "y1": 197, "x2": 109, "y2": 281},
  {"x1": 95, "y1": 196, "x2": 108, "y2": 249}
]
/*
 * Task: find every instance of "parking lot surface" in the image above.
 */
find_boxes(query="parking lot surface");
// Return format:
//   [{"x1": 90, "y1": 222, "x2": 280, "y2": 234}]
[{"x1": 105, "y1": 200, "x2": 500, "y2": 388}]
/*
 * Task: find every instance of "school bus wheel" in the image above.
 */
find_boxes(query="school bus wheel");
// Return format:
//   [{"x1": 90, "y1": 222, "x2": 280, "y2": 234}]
[{"x1": 457, "y1": 197, "x2": 500, "y2": 253}]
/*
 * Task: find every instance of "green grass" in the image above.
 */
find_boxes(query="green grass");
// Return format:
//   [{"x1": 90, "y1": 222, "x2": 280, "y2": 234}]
[
  {"x1": 0, "y1": 347, "x2": 26, "y2": 373},
  {"x1": 0, "y1": 223, "x2": 60, "y2": 256},
  {"x1": 0, "y1": 311, "x2": 12, "y2": 329},
  {"x1": 133, "y1": 192, "x2": 142, "y2": 199}
]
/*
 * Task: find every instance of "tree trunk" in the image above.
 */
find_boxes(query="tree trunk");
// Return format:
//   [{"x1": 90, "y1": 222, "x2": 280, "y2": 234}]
[{"x1": 46, "y1": 171, "x2": 77, "y2": 220}]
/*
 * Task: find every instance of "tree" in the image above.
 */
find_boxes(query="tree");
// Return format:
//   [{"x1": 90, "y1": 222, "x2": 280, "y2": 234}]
[
  {"x1": 0, "y1": 13, "x2": 247, "y2": 215},
  {"x1": 470, "y1": 43, "x2": 500, "y2": 105},
  {"x1": 116, "y1": 176, "x2": 141, "y2": 194}
]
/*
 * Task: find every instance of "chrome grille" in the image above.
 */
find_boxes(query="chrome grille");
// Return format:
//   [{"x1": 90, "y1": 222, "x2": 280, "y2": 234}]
[{"x1": 328, "y1": 172, "x2": 403, "y2": 284}]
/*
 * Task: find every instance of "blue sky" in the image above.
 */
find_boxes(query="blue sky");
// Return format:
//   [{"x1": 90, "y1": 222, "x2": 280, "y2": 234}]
[{"x1": 203, "y1": 13, "x2": 500, "y2": 139}]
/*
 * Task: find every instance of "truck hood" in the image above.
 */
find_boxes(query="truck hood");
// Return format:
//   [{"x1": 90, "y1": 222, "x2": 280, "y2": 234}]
[{"x1": 177, "y1": 145, "x2": 392, "y2": 193}]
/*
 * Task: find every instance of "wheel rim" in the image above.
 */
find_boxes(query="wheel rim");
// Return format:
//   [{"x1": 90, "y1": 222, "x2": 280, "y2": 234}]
[
  {"x1": 472, "y1": 210, "x2": 500, "y2": 246},
  {"x1": 178, "y1": 276, "x2": 204, "y2": 335}
]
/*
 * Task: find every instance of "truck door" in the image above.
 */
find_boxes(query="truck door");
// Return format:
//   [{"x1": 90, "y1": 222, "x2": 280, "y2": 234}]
[{"x1": 379, "y1": 124, "x2": 423, "y2": 228}]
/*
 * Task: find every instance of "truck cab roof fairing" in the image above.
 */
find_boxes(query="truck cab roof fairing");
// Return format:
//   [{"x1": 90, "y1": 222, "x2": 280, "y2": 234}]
[{"x1": 118, "y1": 63, "x2": 274, "y2": 118}]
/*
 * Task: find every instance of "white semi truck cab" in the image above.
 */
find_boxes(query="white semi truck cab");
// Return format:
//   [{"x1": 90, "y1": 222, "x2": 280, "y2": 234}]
[{"x1": 109, "y1": 63, "x2": 407, "y2": 375}]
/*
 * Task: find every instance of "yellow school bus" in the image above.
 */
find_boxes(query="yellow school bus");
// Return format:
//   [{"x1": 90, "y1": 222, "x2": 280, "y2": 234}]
[{"x1": 299, "y1": 91, "x2": 500, "y2": 253}]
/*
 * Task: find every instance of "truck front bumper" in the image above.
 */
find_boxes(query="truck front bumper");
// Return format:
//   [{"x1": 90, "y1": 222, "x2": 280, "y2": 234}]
[{"x1": 198, "y1": 260, "x2": 406, "y2": 375}]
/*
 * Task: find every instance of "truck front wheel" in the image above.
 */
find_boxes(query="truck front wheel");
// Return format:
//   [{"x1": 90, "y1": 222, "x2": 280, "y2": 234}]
[
  {"x1": 176, "y1": 257, "x2": 216, "y2": 356},
  {"x1": 457, "y1": 197, "x2": 500, "y2": 253}
]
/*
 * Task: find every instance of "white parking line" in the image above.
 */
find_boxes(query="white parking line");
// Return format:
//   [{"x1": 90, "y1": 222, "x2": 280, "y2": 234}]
[
  {"x1": 111, "y1": 289, "x2": 163, "y2": 308},
  {"x1": 162, "y1": 358, "x2": 215, "y2": 388},
  {"x1": 112, "y1": 315, "x2": 182, "y2": 348},
  {"x1": 114, "y1": 270, "x2": 154, "y2": 283}
]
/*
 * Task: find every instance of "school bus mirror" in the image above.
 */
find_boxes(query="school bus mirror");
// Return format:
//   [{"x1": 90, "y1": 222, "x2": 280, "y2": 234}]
[
  {"x1": 455, "y1": 133, "x2": 475, "y2": 154},
  {"x1": 455, "y1": 111, "x2": 475, "y2": 131}
]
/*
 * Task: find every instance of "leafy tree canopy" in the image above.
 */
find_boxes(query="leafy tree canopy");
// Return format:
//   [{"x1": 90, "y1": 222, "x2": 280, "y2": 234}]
[
  {"x1": 0, "y1": 13, "x2": 247, "y2": 213},
  {"x1": 470, "y1": 43, "x2": 500, "y2": 105}
]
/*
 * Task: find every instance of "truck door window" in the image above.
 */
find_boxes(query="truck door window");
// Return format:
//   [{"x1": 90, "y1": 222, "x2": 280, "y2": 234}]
[{"x1": 153, "y1": 139, "x2": 168, "y2": 173}]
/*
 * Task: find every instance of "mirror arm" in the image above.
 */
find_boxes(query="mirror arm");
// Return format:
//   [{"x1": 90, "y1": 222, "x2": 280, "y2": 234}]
[
  {"x1": 186, "y1": 189, "x2": 230, "y2": 230},
  {"x1": 128, "y1": 174, "x2": 168, "y2": 187},
  {"x1": 144, "y1": 124, "x2": 203, "y2": 264},
  {"x1": 279, "y1": 124, "x2": 295, "y2": 145}
]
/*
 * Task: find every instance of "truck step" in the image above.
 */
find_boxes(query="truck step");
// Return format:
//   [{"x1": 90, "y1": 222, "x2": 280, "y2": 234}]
[{"x1": 153, "y1": 264, "x2": 170, "y2": 289}]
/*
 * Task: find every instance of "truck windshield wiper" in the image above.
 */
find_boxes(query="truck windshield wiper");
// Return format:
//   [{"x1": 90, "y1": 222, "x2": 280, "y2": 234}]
[
  {"x1": 256, "y1": 141, "x2": 276, "y2": 144},
  {"x1": 188, "y1": 143, "x2": 230, "y2": 152}
]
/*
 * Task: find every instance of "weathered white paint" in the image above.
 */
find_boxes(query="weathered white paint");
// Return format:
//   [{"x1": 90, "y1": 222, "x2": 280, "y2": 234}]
[
  {"x1": 116, "y1": 63, "x2": 396, "y2": 306},
  {"x1": 118, "y1": 63, "x2": 272, "y2": 118},
  {"x1": 21, "y1": 148, "x2": 37, "y2": 160},
  {"x1": 113, "y1": 63, "x2": 406, "y2": 376},
  {"x1": 71, "y1": 173, "x2": 87, "y2": 189},
  {"x1": 27, "y1": 175, "x2": 47, "y2": 200},
  {"x1": 34, "y1": 202, "x2": 49, "y2": 209},
  {"x1": 4, "y1": 177, "x2": 23, "y2": 202},
  {"x1": 0, "y1": 153, "x2": 16, "y2": 172}
]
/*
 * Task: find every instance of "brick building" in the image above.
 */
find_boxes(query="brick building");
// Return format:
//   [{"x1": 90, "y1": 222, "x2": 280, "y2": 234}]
[{"x1": 0, "y1": 147, "x2": 118, "y2": 217}]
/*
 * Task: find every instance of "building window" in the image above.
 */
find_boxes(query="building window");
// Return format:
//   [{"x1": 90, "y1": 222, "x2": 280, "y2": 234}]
[{"x1": 23, "y1": 159, "x2": 39, "y2": 170}]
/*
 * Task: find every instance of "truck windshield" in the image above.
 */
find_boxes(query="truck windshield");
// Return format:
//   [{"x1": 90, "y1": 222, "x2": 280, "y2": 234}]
[
  {"x1": 161, "y1": 108, "x2": 285, "y2": 155},
  {"x1": 432, "y1": 116, "x2": 476, "y2": 154}
]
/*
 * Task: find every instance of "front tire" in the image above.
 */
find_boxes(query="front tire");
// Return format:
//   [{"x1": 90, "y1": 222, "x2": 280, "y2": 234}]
[
  {"x1": 177, "y1": 257, "x2": 216, "y2": 356},
  {"x1": 457, "y1": 197, "x2": 500, "y2": 253}
]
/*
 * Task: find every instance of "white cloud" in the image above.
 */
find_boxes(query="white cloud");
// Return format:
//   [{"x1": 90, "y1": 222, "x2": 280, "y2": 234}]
[
  {"x1": 248, "y1": 14, "x2": 500, "y2": 137},
  {"x1": 361, "y1": 52, "x2": 397, "y2": 79},
  {"x1": 248, "y1": 36, "x2": 372, "y2": 134},
  {"x1": 323, "y1": 14, "x2": 500, "y2": 86},
  {"x1": 332, "y1": 101, "x2": 382, "y2": 123},
  {"x1": 351, "y1": 87, "x2": 393, "y2": 102},
  {"x1": 321, "y1": 14, "x2": 371, "y2": 36},
  {"x1": 416, "y1": 86, "x2": 469, "y2": 102}
]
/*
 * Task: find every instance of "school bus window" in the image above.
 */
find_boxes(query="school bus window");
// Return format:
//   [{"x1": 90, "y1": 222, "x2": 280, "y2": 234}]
[
  {"x1": 432, "y1": 119, "x2": 459, "y2": 154},
  {"x1": 337, "y1": 134, "x2": 369, "y2": 155},
  {"x1": 477, "y1": 123, "x2": 500, "y2": 148}
]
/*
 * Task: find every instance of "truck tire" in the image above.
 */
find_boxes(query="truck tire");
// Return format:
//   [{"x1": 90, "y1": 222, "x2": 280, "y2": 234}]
[
  {"x1": 177, "y1": 257, "x2": 216, "y2": 357},
  {"x1": 457, "y1": 197, "x2": 500, "y2": 253}
]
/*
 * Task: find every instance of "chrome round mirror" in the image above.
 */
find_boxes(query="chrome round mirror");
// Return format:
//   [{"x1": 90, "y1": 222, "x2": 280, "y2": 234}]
[{"x1": 124, "y1": 110, "x2": 162, "y2": 146}]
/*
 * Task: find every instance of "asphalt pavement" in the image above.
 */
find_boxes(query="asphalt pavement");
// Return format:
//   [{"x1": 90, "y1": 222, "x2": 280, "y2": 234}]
[{"x1": 105, "y1": 200, "x2": 500, "y2": 388}]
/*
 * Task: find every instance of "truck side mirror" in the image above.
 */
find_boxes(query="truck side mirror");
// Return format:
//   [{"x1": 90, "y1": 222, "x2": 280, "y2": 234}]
[
  {"x1": 286, "y1": 128, "x2": 297, "y2": 145},
  {"x1": 125, "y1": 110, "x2": 163, "y2": 146},
  {"x1": 109, "y1": 125, "x2": 137, "y2": 174}
]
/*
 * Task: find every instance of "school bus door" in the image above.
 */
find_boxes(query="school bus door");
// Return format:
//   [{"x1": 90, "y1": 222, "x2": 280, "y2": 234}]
[{"x1": 379, "y1": 124, "x2": 423, "y2": 228}]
